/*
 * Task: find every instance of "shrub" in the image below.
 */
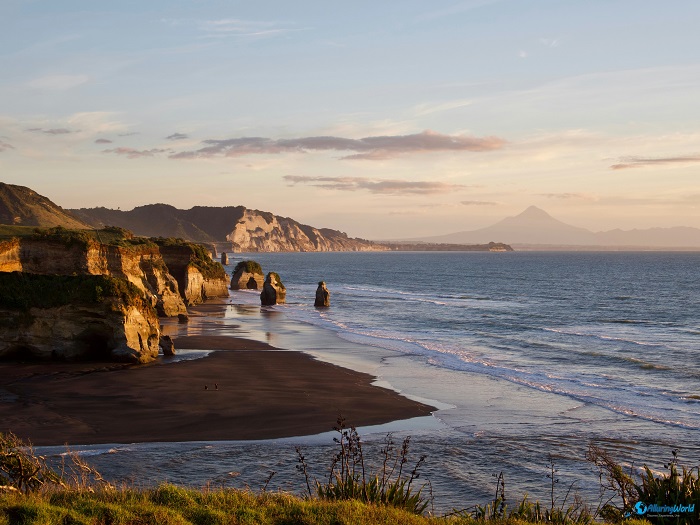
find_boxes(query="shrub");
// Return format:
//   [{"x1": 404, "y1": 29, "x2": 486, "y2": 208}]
[
  {"x1": 0, "y1": 433, "x2": 61, "y2": 494},
  {"x1": 587, "y1": 445, "x2": 700, "y2": 524},
  {"x1": 233, "y1": 260, "x2": 263, "y2": 275},
  {"x1": 295, "y1": 417, "x2": 430, "y2": 515}
]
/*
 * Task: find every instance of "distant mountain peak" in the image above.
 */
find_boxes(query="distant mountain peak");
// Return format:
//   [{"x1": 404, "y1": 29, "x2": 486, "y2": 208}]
[{"x1": 515, "y1": 206, "x2": 554, "y2": 220}]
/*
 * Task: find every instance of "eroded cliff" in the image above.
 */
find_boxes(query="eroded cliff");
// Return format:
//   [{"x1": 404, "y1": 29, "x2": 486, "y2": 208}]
[
  {"x1": 153, "y1": 239, "x2": 229, "y2": 305},
  {"x1": 0, "y1": 274, "x2": 160, "y2": 363},
  {"x1": 0, "y1": 228, "x2": 230, "y2": 362}
]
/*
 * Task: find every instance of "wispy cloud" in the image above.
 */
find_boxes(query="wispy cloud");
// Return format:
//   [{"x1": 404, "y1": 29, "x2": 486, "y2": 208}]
[
  {"x1": 103, "y1": 147, "x2": 169, "y2": 159},
  {"x1": 611, "y1": 155, "x2": 700, "y2": 170},
  {"x1": 413, "y1": 99, "x2": 473, "y2": 116},
  {"x1": 26, "y1": 128, "x2": 77, "y2": 135},
  {"x1": 0, "y1": 140, "x2": 14, "y2": 153},
  {"x1": 284, "y1": 175, "x2": 465, "y2": 195},
  {"x1": 28, "y1": 74, "x2": 89, "y2": 90},
  {"x1": 118, "y1": 132, "x2": 140, "y2": 137},
  {"x1": 461, "y1": 200, "x2": 498, "y2": 206},
  {"x1": 539, "y1": 37, "x2": 559, "y2": 48},
  {"x1": 166, "y1": 133, "x2": 189, "y2": 140},
  {"x1": 94, "y1": 138, "x2": 113, "y2": 144},
  {"x1": 172, "y1": 130, "x2": 506, "y2": 160},
  {"x1": 163, "y1": 17, "x2": 305, "y2": 40},
  {"x1": 540, "y1": 192, "x2": 597, "y2": 201}
]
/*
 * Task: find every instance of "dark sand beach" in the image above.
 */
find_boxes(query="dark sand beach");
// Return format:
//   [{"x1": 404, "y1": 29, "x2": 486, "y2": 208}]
[{"x1": 0, "y1": 334, "x2": 433, "y2": 446}]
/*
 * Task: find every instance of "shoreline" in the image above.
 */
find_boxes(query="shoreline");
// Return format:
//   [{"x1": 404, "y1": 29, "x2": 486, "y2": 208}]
[{"x1": 0, "y1": 333, "x2": 434, "y2": 447}]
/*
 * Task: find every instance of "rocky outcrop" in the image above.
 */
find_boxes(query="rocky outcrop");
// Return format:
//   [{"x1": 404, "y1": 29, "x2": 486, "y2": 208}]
[
  {"x1": 230, "y1": 260, "x2": 265, "y2": 290},
  {"x1": 0, "y1": 274, "x2": 160, "y2": 363},
  {"x1": 0, "y1": 236, "x2": 188, "y2": 317},
  {"x1": 260, "y1": 272, "x2": 286, "y2": 306},
  {"x1": 221, "y1": 252, "x2": 229, "y2": 265},
  {"x1": 159, "y1": 335, "x2": 175, "y2": 356},
  {"x1": 314, "y1": 281, "x2": 330, "y2": 307},
  {"x1": 155, "y1": 242, "x2": 229, "y2": 306},
  {"x1": 0, "y1": 228, "x2": 233, "y2": 363}
]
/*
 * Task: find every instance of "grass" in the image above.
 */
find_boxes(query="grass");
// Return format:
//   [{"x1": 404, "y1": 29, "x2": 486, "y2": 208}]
[
  {"x1": 0, "y1": 488, "x2": 659, "y2": 525},
  {"x1": 0, "y1": 273, "x2": 147, "y2": 312},
  {"x1": 1, "y1": 430, "x2": 691, "y2": 525}
]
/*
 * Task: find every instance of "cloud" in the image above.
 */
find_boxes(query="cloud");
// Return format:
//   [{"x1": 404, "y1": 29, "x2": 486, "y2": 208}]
[
  {"x1": 284, "y1": 175, "x2": 465, "y2": 195},
  {"x1": 461, "y1": 200, "x2": 497, "y2": 206},
  {"x1": 118, "y1": 132, "x2": 140, "y2": 137},
  {"x1": 539, "y1": 37, "x2": 559, "y2": 48},
  {"x1": 95, "y1": 138, "x2": 113, "y2": 144},
  {"x1": 0, "y1": 140, "x2": 14, "y2": 153},
  {"x1": 166, "y1": 133, "x2": 189, "y2": 140},
  {"x1": 611, "y1": 155, "x2": 700, "y2": 170},
  {"x1": 540, "y1": 192, "x2": 597, "y2": 201},
  {"x1": 197, "y1": 18, "x2": 303, "y2": 38},
  {"x1": 172, "y1": 130, "x2": 506, "y2": 160},
  {"x1": 27, "y1": 127, "x2": 77, "y2": 135},
  {"x1": 28, "y1": 74, "x2": 89, "y2": 90},
  {"x1": 103, "y1": 147, "x2": 168, "y2": 159}
]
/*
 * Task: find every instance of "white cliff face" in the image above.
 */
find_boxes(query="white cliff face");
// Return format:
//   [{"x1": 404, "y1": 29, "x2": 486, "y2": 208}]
[{"x1": 226, "y1": 209, "x2": 381, "y2": 252}]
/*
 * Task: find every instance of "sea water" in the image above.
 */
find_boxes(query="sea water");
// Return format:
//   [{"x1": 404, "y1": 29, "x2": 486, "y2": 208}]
[{"x1": 45, "y1": 252, "x2": 700, "y2": 512}]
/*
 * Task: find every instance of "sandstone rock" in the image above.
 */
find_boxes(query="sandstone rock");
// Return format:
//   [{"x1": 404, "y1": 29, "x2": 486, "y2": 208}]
[
  {"x1": 260, "y1": 272, "x2": 286, "y2": 306},
  {"x1": 0, "y1": 289, "x2": 160, "y2": 364},
  {"x1": 230, "y1": 260, "x2": 265, "y2": 290},
  {"x1": 156, "y1": 243, "x2": 229, "y2": 306},
  {"x1": 159, "y1": 335, "x2": 175, "y2": 356},
  {"x1": 221, "y1": 253, "x2": 229, "y2": 265},
  {"x1": 0, "y1": 238, "x2": 188, "y2": 317},
  {"x1": 314, "y1": 281, "x2": 330, "y2": 307}
]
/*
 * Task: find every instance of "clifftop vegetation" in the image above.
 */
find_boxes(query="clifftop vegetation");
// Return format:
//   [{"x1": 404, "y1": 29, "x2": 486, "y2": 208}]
[
  {"x1": 152, "y1": 237, "x2": 227, "y2": 280},
  {"x1": 233, "y1": 260, "x2": 263, "y2": 275},
  {"x1": 0, "y1": 273, "x2": 148, "y2": 313}
]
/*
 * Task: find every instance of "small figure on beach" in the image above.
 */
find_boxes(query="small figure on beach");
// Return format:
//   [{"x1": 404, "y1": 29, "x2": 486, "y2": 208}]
[
  {"x1": 215, "y1": 383, "x2": 219, "y2": 390},
  {"x1": 314, "y1": 281, "x2": 330, "y2": 307},
  {"x1": 204, "y1": 385, "x2": 208, "y2": 390}
]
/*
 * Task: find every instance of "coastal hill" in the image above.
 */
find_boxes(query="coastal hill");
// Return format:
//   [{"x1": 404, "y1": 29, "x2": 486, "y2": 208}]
[
  {"x1": 1, "y1": 183, "x2": 512, "y2": 252},
  {"x1": 0, "y1": 182, "x2": 90, "y2": 230},
  {"x1": 416, "y1": 206, "x2": 700, "y2": 249},
  {"x1": 70, "y1": 204, "x2": 382, "y2": 252}
]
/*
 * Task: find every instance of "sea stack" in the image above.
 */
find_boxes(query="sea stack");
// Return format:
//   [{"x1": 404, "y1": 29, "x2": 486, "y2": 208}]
[
  {"x1": 159, "y1": 335, "x2": 176, "y2": 356},
  {"x1": 221, "y1": 252, "x2": 229, "y2": 265},
  {"x1": 230, "y1": 260, "x2": 265, "y2": 290},
  {"x1": 314, "y1": 281, "x2": 330, "y2": 307},
  {"x1": 260, "y1": 272, "x2": 286, "y2": 305}
]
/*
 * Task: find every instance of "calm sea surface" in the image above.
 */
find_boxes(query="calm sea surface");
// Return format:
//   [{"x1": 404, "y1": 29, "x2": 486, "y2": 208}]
[{"x1": 45, "y1": 252, "x2": 700, "y2": 512}]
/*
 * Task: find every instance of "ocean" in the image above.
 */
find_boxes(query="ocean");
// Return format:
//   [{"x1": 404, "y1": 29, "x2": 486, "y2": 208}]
[{"x1": 44, "y1": 251, "x2": 700, "y2": 513}]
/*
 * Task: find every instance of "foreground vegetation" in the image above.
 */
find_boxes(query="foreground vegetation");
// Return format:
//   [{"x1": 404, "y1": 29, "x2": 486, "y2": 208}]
[{"x1": 2, "y1": 424, "x2": 697, "y2": 525}]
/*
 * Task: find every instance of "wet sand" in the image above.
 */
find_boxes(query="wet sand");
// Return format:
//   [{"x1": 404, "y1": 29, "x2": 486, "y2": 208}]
[{"x1": 0, "y1": 335, "x2": 433, "y2": 446}]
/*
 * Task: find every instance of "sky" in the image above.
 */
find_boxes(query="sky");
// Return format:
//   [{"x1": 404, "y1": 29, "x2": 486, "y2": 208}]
[{"x1": 1, "y1": 0, "x2": 700, "y2": 239}]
